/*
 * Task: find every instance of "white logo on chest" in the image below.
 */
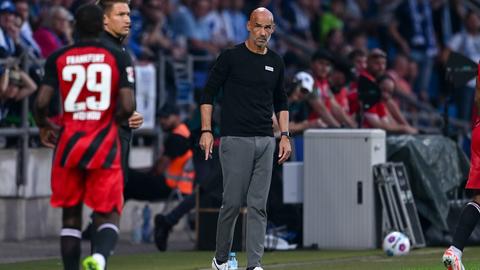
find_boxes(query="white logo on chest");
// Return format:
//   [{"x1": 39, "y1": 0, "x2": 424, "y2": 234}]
[{"x1": 265, "y1": 66, "x2": 274, "y2": 72}]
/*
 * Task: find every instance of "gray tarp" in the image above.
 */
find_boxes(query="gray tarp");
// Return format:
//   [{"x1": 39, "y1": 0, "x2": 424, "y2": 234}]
[{"x1": 387, "y1": 135, "x2": 470, "y2": 234}]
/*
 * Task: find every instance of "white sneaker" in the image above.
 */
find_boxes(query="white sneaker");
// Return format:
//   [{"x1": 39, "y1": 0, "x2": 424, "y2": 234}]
[
  {"x1": 442, "y1": 246, "x2": 465, "y2": 270},
  {"x1": 211, "y1": 257, "x2": 229, "y2": 270},
  {"x1": 252, "y1": 267, "x2": 264, "y2": 270}
]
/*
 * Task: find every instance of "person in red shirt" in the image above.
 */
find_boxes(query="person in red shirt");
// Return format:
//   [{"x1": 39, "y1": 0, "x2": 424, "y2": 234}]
[
  {"x1": 359, "y1": 49, "x2": 417, "y2": 134},
  {"x1": 309, "y1": 49, "x2": 356, "y2": 128},
  {"x1": 363, "y1": 75, "x2": 417, "y2": 134},
  {"x1": 346, "y1": 49, "x2": 367, "y2": 122},
  {"x1": 33, "y1": 4, "x2": 135, "y2": 270}
]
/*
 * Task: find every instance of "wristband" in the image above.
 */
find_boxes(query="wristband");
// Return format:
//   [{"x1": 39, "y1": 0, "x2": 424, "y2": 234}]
[{"x1": 200, "y1": 130, "x2": 213, "y2": 135}]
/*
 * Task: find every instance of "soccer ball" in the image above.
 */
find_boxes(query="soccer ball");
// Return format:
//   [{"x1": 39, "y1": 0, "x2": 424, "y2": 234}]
[{"x1": 382, "y1": 231, "x2": 411, "y2": 256}]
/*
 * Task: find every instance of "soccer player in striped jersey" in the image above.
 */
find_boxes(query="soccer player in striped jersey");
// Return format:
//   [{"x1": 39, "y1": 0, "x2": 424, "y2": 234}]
[{"x1": 34, "y1": 4, "x2": 135, "y2": 270}]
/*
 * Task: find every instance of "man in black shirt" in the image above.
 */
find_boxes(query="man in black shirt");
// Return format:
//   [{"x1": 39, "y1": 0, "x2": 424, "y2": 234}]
[
  {"x1": 97, "y1": 0, "x2": 144, "y2": 171},
  {"x1": 200, "y1": 7, "x2": 290, "y2": 270}
]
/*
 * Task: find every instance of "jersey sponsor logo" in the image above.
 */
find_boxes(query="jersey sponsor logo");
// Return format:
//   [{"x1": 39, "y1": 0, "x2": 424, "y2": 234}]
[
  {"x1": 126, "y1": 66, "x2": 134, "y2": 83},
  {"x1": 265, "y1": 65, "x2": 274, "y2": 72}
]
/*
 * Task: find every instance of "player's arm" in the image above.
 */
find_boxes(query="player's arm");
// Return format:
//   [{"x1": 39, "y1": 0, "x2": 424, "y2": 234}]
[
  {"x1": 115, "y1": 50, "x2": 136, "y2": 122},
  {"x1": 34, "y1": 54, "x2": 60, "y2": 148},
  {"x1": 117, "y1": 87, "x2": 135, "y2": 122},
  {"x1": 34, "y1": 84, "x2": 60, "y2": 148},
  {"x1": 34, "y1": 84, "x2": 54, "y2": 128}
]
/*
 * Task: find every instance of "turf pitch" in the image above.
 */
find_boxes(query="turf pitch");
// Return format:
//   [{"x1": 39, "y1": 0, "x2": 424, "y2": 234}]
[{"x1": 2, "y1": 247, "x2": 480, "y2": 270}]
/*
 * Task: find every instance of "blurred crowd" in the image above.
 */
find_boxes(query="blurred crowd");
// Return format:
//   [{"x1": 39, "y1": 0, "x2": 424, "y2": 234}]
[{"x1": 0, "y1": 0, "x2": 478, "y2": 140}]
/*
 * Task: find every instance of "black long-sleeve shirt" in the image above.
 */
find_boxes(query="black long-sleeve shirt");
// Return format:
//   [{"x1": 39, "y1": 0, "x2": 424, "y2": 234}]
[
  {"x1": 201, "y1": 43, "x2": 288, "y2": 137},
  {"x1": 100, "y1": 31, "x2": 135, "y2": 136}
]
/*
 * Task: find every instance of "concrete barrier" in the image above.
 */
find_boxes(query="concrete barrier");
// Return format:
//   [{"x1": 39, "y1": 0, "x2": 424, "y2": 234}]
[{"x1": 0, "y1": 147, "x2": 159, "y2": 241}]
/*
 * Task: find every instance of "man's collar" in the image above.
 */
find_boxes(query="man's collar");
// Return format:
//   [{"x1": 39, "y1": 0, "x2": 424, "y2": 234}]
[{"x1": 103, "y1": 30, "x2": 124, "y2": 45}]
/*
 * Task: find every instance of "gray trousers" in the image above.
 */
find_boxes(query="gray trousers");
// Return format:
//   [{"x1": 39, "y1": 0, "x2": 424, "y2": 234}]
[{"x1": 215, "y1": 136, "x2": 275, "y2": 268}]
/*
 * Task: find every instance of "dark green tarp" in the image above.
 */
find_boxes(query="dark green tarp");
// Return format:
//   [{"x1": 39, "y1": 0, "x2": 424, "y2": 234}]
[{"x1": 387, "y1": 135, "x2": 470, "y2": 239}]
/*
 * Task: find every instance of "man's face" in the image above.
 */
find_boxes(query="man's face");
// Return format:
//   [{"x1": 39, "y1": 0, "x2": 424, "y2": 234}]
[
  {"x1": 367, "y1": 57, "x2": 386, "y2": 77},
  {"x1": 354, "y1": 56, "x2": 367, "y2": 73},
  {"x1": 104, "y1": 3, "x2": 131, "y2": 38},
  {"x1": 159, "y1": 115, "x2": 175, "y2": 131},
  {"x1": 247, "y1": 12, "x2": 274, "y2": 49},
  {"x1": 0, "y1": 12, "x2": 14, "y2": 30},
  {"x1": 14, "y1": 2, "x2": 28, "y2": 21},
  {"x1": 311, "y1": 59, "x2": 331, "y2": 79}
]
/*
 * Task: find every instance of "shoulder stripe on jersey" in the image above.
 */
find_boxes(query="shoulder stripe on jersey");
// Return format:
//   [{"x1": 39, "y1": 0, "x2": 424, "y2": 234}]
[
  {"x1": 78, "y1": 122, "x2": 112, "y2": 169},
  {"x1": 60, "y1": 131, "x2": 86, "y2": 167},
  {"x1": 102, "y1": 138, "x2": 118, "y2": 169}
]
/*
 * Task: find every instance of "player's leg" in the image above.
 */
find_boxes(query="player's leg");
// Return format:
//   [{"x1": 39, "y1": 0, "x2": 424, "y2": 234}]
[
  {"x1": 443, "y1": 192, "x2": 480, "y2": 270},
  {"x1": 83, "y1": 211, "x2": 120, "y2": 270},
  {"x1": 83, "y1": 168, "x2": 124, "y2": 270},
  {"x1": 50, "y1": 166, "x2": 86, "y2": 270},
  {"x1": 61, "y1": 204, "x2": 83, "y2": 270},
  {"x1": 444, "y1": 127, "x2": 480, "y2": 269},
  {"x1": 452, "y1": 193, "x2": 480, "y2": 251}
]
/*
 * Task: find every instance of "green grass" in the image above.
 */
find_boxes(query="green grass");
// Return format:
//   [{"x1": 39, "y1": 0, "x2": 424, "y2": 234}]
[{"x1": 2, "y1": 247, "x2": 480, "y2": 270}]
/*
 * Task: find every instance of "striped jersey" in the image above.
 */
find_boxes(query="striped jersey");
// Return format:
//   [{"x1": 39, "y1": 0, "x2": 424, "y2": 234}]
[{"x1": 42, "y1": 41, "x2": 135, "y2": 169}]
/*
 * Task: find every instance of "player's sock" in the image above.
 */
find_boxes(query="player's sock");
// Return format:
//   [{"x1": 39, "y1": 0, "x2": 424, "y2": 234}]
[
  {"x1": 60, "y1": 228, "x2": 82, "y2": 270},
  {"x1": 93, "y1": 223, "x2": 119, "y2": 263},
  {"x1": 452, "y1": 201, "x2": 480, "y2": 251}
]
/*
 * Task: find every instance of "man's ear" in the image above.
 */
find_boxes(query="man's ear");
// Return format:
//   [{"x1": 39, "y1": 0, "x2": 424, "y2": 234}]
[{"x1": 246, "y1": 20, "x2": 251, "y2": 32}]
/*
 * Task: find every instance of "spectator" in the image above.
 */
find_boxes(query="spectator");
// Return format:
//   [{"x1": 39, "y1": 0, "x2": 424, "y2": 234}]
[
  {"x1": 0, "y1": 64, "x2": 37, "y2": 127},
  {"x1": 389, "y1": 0, "x2": 438, "y2": 101},
  {"x1": 348, "y1": 30, "x2": 369, "y2": 53},
  {"x1": 387, "y1": 53, "x2": 416, "y2": 102},
  {"x1": 309, "y1": 49, "x2": 356, "y2": 128},
  {"x1": 347, "y1": 49, "x2": 367, "y2": 122},
  {"x1": 0, "y1": 0, "x2": 21, "y2": 58},
  {"x1": 168, "y1": 0, "x2": 196, "y2": 46},
  {"x1": 189, "y1": 0, "x2": 220, "y2": 56},
  {"x1": 14, "y1": 0, "x2": 41, "y2": 57},
  {"x1": 225, "y1": 0, "x2": 248, "y2": 45},
  {"x1": 313, "y1": 0, "x2": 345, "y2": 45},
  {"x1": 33, "y1": 5, "x2": 73, "y2": 58},
  {"x1": 363, "y1": 74, "x2": 417, "y2": 134},
  {"x1": 358, "y1": 48, "x2": 387, "y2": 109},
  {"x1": 205, "y1": 0, "x2": 231, "y2": 48},
  {"x1": 325, "y1": 28, "x2": 348, "y2": 57},
  {"x1": 445, "y1": 11, "x2": 480, "y2": 120},
  {"x1": 287, "y1": 71, "x2": 326, "y2": 135},
  {"x1": 330, "y1": 58, "x2": 352, "y2": 114},
  {"x1": 282, "y1": 0, "x2": 315, "y2": 44}
]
